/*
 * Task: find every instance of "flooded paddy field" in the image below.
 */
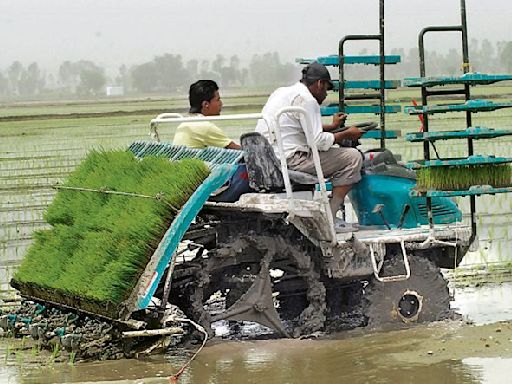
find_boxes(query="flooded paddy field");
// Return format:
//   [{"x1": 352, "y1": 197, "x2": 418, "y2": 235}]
[
  {"x1": 1, "y1": 88, "x2": 512, "y2": 383},
  {"x1": 2, "y1": 284, "x2": 512, "y2": 384}
]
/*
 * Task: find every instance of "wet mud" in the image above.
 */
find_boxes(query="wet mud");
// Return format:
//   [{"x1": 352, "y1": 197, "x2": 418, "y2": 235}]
[
  {"x1": 2, "y1": 319, "x2": 512, "y2": 383},
  {"x1": 2, "y1": 282, "x2": 512, "y2": 384}
]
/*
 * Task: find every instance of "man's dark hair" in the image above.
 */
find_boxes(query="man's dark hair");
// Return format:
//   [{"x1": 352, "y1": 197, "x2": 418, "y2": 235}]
[
  {"x1": 300, "y1": 66, "x2": 317, "y2": 87},
  {"x1": 300, "y1": 62, "x2": 333, "y2": 89},
  {"x1": 189, "y1": 80, "x2": 219, "y2": 113}
]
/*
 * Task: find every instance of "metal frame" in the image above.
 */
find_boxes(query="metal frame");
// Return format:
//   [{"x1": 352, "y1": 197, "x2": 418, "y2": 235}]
[
  {"x1": 338, "y1": 0, "x2": 387, "y2": 149},
  {"x1": 148, "y1": 109, "x2": 336, "y2": 242},
  {"x1": 274, "y1": 106, "x2": 337, "y2": 243},
  {"x1": 416, "y1": 0, "x2": 476, "y2": 243}
]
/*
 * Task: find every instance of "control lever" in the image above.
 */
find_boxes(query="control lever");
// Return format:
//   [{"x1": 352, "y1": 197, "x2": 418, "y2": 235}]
[
  {"x1": 397, "y1": 204, "x2": 411, "y2": 229},
  {"x1": 372, "y1": 204, "x2": 391, "y2": 230}
]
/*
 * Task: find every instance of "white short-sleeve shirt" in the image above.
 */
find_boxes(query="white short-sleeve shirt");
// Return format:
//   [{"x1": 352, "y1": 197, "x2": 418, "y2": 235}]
[{"x1": 255, "y1": 82, "x2": 334, "y2": 159}]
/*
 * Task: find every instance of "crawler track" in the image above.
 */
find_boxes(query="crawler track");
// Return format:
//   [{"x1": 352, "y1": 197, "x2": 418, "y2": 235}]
[{"x1": 170, "y1": 234, "x2": 326, "y2": 338}]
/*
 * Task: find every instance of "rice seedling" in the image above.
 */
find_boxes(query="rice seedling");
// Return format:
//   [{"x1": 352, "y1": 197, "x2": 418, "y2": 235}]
[
  {"x1": 416, "y1": 164, "x2": 512, "y2": 191},
  {"x1": 11, "y1": 150, "x2": 210, "y2": 316},
  {"x1": 68, "y1": 351, "x2": 76, "y2": 365}
]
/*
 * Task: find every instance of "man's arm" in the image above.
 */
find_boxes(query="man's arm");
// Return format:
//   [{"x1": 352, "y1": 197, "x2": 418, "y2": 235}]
[
  {"x1": 333, "y1": 126, "x2": 363, "y2": 144},
  {"x1": 323, "y1": 112, "x2": 347, "y2": 132},
  {"x1": 225, "y1": 141, "x2": 241, "y2": 150},
  {"x1": 299, "y1": 99, "x2": 336, "y2": 151}
]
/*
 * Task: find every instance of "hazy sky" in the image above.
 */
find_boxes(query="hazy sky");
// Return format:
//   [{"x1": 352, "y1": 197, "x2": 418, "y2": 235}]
[{"x1": 2, "y1": 0, "x2": 511, "y2": 74}]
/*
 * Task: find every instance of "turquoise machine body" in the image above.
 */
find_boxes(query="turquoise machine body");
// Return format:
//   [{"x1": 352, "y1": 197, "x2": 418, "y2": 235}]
[{"x1": 349, "y1": 153, "x2": 462, "y2": 229}]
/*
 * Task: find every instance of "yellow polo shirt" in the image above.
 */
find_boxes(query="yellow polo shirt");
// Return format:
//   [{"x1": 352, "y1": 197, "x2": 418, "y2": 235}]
[{"x1": 173, "y1": 119, "x2": 232, "y2": 149}]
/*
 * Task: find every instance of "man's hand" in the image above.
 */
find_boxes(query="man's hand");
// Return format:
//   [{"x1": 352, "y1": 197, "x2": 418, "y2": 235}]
[
  {"x1": 323, "y1": 112, "x2": 347, "y2": 131},
  {"x1": 333, "y1": 126, "x2": 363, "y2": 143},
  {"x1": 332, "y1": 112, "x2": 347, "y2": 128}
]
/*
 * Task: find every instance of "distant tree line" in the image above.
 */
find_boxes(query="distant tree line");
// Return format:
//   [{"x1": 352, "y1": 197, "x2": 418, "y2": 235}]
[{"x1": 1, "y1": 39, "x2": 512, "y2": 99}]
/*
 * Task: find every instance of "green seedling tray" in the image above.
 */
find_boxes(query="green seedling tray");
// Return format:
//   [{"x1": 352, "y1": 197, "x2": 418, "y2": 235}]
[
  {"x1": 403, "y1": 73, "x2": 512, "y2": 87},
  {"x1": 128, "y1": 141, "x2": 243, "y2": 168},
  {"x1": 333, "y1": 80, "x2": 401, "y2": 90},
  {"x1": 405, "y1": 127, "x2": 512, "y2": 142},
  {"x1": 411, "y1": 186, "x2": 512, "y2": 198},
  {"x1": 297, "y1": 55, "x2": 401, "y2": 66},
  {"x1": 321, "y1": 104, "x2": 401, "y2": 116},
  {"x1": 404, "y1": 99, "x2": 512, "y2": 115},
  {"x1": 407, "y1": 155, "x2": 512, "y2": 169},
  {"x1": 361, "y1": 130, "x2": 400, "y2": 139}
]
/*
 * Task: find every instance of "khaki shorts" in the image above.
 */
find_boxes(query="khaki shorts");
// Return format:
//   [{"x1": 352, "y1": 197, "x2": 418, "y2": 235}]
[{"x1": 287, "y1": 147, "x2": 363, "y2": 187}]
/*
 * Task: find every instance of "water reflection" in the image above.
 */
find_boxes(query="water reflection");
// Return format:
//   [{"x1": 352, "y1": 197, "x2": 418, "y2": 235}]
[
  {"x1": 2, "y1": 322, "x2": 511, "y2": 384},
  {"x1": 463, "y1": 358, "x2": 512, "y2": 384},
  {"x1": 452, "y1": 283, "x2": 512, "y2": 325},
  {"x1": 0, "y1": 365, "x2": 19, "y2": 384}
]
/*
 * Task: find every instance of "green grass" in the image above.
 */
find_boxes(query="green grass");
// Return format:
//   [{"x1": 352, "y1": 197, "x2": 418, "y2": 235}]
[{"x1": 12, "y1": 150, "x2": 210, "y2": 311}]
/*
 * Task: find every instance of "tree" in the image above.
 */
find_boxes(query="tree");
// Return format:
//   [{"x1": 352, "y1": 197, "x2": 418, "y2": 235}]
[
  {"x1": 445, "y1": 48, "x2": 462, "y2": 75},
  {"x1": 0, "y1": 72, "x2": 8, "y2": 95},
  {"x1": 186, "y1": 59, "x2": 199, "y2": 79},
  {"x1": 7, "y1": 61, "x2": 23, "y2": 95},
  {"x1": 199, "y1": 60, "x2": 217, "y2": 80},
  {"x1": 58, "y1": 60, "x2": 80, "y2": 92},
  {"x1": 115, "y1": 64, "x2": 130, "y2": 90},
  {"x1": 75, "y1": 61, "x2": 106, "y2": 95},
  {"x1": 211, "y1": 54, "x2": 225, "y2": 76},
  {"x1": 249, "y1": 52, "x2": 296, "y2": 86},
  {"x1": 480, "y1": 39, "x2": 495, "y2": 71},
  {"x1": 131, "y1": 54, "x2": 191, "y2": 93},
  {"x1": 500, "y1": 41, "x2": 512, "y2": 72},
  {"x1": 153, "y1": 53, "x2": 190, "y2": 92},
  {"x1": 18, "y1": 62, "x2": 45, "y2": 96},
  {"x1": 131, "y1": 62, "x2": 159, "y2": 92}
]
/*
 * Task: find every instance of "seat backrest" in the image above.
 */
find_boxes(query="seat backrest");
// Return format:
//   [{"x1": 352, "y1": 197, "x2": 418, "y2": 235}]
[
  {"x1": 240, "y1": 132, "x2": 285, "y2": 192},
  {"x1": 241, "y1": 132, "x2": 319, "y2": 192}
]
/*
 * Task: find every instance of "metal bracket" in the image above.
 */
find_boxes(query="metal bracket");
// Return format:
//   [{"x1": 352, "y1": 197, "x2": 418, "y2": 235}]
[{"x1": 370, "y1": 240, "x2": 411, "y2": 283}]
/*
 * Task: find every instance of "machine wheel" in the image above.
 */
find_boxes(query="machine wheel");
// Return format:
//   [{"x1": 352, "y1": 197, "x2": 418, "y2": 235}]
[
  {"x1": 170, "y1": 234, "x2": 326, "y2": 338},
  {"x1": 365, "y1": 255, "x2": 450, "y2": 329}
]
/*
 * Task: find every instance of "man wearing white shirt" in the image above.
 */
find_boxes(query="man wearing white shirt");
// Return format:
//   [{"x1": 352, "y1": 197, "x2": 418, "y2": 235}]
[{"x1": 255, "y1": 62, "x2": 363, "y2": 231}]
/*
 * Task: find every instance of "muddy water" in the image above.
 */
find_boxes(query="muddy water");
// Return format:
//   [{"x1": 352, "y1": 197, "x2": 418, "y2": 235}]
[
  {"x1": 2, "y1": 324, "x2": 511, "y2": 384},
  {"x1": 1, "y1": 283, "x2": 511, "y2": 384}
]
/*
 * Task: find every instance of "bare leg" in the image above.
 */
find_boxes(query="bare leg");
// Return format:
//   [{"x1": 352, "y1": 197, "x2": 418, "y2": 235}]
[{"x1": 330, "y1": 184, "x2": 353, "y2": 219}]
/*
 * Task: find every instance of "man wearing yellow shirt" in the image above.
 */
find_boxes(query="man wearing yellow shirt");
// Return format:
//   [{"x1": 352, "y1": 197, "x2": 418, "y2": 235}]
[
  {"x1": 173, "y1": 80, "x2": 241, "y2": 149},
  {"x1": 173, "y1": 80, "x2": 248, "y2": 202}
]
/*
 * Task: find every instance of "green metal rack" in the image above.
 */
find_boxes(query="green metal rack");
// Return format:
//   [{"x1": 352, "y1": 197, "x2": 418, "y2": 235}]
[
  {"x1": 403, "y1": 0, "x2": 512, "y2": 241},
  {"x1": 407, "y1": 155, "x2": 512, "y2": 169},
  {"x1": 297, "y1": 0, "x2": 401, "y2": 148},
  {"x1": 298, "y1": 55, "x2": 401, "y2": 66},
  {"x1": 405, "y1": 127, "x2": 512, "y2": 142},
  {"x1": 403, "y1": 73, "x2": 512, "y2": 87},
  {"x1": 321, "y1": 104, "x2": 401, "y2": 115},
  {"x1": 332, "y1": 79, "x2": 401, "y2": 91},
  {"x1": 405, "y1": 99, "x2": 512, "y2": 115}
]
